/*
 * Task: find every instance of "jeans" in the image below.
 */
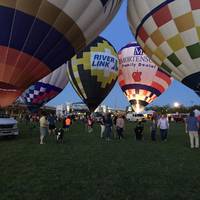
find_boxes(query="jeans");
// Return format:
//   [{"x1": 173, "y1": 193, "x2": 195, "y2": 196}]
[
  {"x1": 160, "y1": 129, "x2": 168, "y2": 141},
  {"x1": 100, "y1": 125, "x2": 105, "y2": 138},
  {"x1": 116, "y1": 127, "x2": 124, "y2": 139},
  {"x1": 151, "y1": 130, "x2": 156, "y2": 141},
  {"x1": 189, "y1": 131, "x2": 199, "y2": 148},
  {"x1": 105, "y1": 126, "x2": 112, "y2": 139}
]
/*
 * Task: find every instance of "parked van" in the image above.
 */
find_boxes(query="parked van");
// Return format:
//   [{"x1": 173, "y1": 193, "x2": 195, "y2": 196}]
[
  {"x1": 0, "y1": 114, "x2": 19, "y2": 137},
  {"x1": 126, "y1": 112, "x2": 145, "y2": 122}
]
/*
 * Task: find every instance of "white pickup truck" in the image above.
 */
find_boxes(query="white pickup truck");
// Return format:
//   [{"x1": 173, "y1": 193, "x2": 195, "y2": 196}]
[
  {"x1": 0, "y1": 114, "x2": 19, "y2": 137},
  {"x1": 126, "y1": 112, "x2": 146, "y2": 122}
]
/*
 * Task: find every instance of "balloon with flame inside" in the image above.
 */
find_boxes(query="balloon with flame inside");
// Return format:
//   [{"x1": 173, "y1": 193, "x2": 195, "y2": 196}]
[{"x1": 118, "y1": 43, "x2": 172, "y2": 113}]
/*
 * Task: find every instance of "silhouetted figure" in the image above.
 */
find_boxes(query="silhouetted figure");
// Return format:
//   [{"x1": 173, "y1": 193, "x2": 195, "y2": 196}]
[
  {"x1": 150, "y1": 118, "x2": 157, "y2": 141},
  {"x1": 186, "y1": 112, "x2": 199, "y2": 149},
  {"x1": 157, "y1": 114, "x2": 169, "y2": 141},
  {"x1": 116, "y1": 114, "x2": 125, "y2": 139},
  {"x1": 104, "y1": 113, "x2": 113, "y2": 141},
  {"x1": 134, "y1": 121, "x2": 144, "y2": 140}
]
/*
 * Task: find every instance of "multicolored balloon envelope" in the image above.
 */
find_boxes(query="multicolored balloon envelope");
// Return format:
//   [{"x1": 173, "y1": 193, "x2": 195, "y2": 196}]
[
  {"x1": 67, "y1": 36, "x2": 119, "y2": 111},
  {"x1": 128, "y1": 0, "x2": 200, "y2": 96},
  {"x1": 0, "y1": 0, "x2": 122, "y2": 107},
  {"x1": 20, "y1": 64, "x2": 68, "y2": 112},
  {"x1": 118, "y1": 43, "x2": 172, "y2": 113}
]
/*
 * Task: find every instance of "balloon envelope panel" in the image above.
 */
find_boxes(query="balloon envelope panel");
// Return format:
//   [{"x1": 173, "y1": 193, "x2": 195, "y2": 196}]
[
  {"x1": 0, "y1": 0, "x2": 122, "y2": 107},
  {"x1": 128, "y1": 0, "x2": 200, "y2": 96},
  {"x1": 118, "y1": 43, "x2": 172, "y2": 113},
  {"x1": 67, "y1": 36, "x2": 119, "y2": 111},
  {"x1": 21, "y1": 64, "x2": 69, "y2": 112}
]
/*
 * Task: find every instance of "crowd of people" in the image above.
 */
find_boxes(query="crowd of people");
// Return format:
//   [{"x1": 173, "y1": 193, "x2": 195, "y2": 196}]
[
  {"x1": 18, "y1": 110, "x2": 200, "y2": 149},
  {"x1": 85, "y1": 112, "x2": 200, "y2": 149},
  {"x1": 38, "y1": 112, "x2": 72, "y2": 144},
  {"x1": 93, "y1": 113, "x2": 170, "y2": 142}
]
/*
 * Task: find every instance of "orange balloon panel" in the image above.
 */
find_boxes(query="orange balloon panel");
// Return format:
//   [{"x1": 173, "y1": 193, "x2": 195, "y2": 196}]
[
  {"x1": 0, "y1": 0, "x2": 122, "y2": 107},
  {"x1": 0, "y1": 48, "x2": 50, "y2": 107},
  {"x1": 0, "y1": 87, "x2": 21, "y2": 107}
]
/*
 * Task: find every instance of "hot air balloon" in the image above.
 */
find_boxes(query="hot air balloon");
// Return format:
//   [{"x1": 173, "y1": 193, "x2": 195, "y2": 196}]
[
  {"x1": 118, "y1": 43, "x2": 172, "y2": 113},
  {"x1": 128, "y1": 0, "x2": 200, "y2": 97},
  {"x1": 0, "y1": 0, "x2": 122, "y2": 107},
  {"x1": 67, "y1": 36, "x2": 119, "y2": 111},
  {"x1": 20, "y1": 64, "x2": 68, "y2": 112}
]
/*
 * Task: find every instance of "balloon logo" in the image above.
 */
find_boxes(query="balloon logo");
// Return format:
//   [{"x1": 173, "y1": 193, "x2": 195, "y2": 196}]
[
  {"x1": 67, "y1": 36, "x2": 119, "y2": 111},
  {"x1": 128, "y1": 0, "x2": 200, "y2": 96},
  {"x1": 132, "y1": 71, "x2": 142, "y2": 82},
  {"x1": 0, "y1": 0, "x2": 122, "y2": 107},
  {"x1": 118, "y1": 43, "x2": 172, "y2": 113}
]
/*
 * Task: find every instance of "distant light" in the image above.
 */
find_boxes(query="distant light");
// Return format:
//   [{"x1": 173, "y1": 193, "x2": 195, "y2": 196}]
[{"x1": 174, "y1": 102, "x2": 180, "y2": 108}]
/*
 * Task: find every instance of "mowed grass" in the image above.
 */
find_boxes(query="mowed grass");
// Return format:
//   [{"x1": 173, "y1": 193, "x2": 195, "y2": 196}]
[{"x1": 0, "y1": 120, "x2": 199, "y2": 200}]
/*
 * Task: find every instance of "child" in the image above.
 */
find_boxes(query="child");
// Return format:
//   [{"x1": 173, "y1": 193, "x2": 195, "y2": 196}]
[{"x1": 65, "y1": 116, "x2": 71, "y2": 131}]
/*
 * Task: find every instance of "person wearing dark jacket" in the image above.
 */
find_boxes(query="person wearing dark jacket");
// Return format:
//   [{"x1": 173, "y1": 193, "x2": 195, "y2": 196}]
[
  {"x1": 116, "y1": 114, "x2": 125, "y2": 139},
  {"x1": 113, "y1": 115, "x2": 118, "y2": 138},
  {"x1": 186, "y1": 112, "x2": 199, "y2": 149},
  {"x1": 134, "y1": 121, "x2": 144, "y2": 140},
  {"x1": 150, "y1": 118, "x2": 157, "y2": 141},
  {"x1": 104, "y1": 113, "x2": 113, "y2": 141}
]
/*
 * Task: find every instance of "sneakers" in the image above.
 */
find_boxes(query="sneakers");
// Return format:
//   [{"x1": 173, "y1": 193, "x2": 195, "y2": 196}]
[{"x1": 190, "y1": 146, "x2": 199, "y2": 149}]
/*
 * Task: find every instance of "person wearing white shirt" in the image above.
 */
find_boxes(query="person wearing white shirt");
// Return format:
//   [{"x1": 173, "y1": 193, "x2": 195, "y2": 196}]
[
  {"x1": 39, "y1": 113, "x2": 49, "y2": 144},
  {"x1": 157, "y1": 114, "x2": 169, "y2": 141}
]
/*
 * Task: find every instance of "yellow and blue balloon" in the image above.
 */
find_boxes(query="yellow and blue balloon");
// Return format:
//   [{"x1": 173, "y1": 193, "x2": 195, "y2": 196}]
[{"x1": 67, "y1": 36, "x2": 119, "y2": 111}]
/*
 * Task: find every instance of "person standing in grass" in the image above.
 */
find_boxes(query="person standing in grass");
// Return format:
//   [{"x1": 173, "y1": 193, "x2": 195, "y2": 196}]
[
  {"x1": 150, "y1": 118, "x2": 157, "y2": 141},
  {"x1": 48, "y1": 113, "x2": 56, "y2": 135},
  {"x1": 62, "y1": 116, "x2": 66, "y2": 129},
  {"x1": 157, "y1": 114, "x2": 169, "y2": 141},
  {"x1": 198, "y1": 115, "x2": 200, "y2": 134},
  {"x1": 104, "y1": 113, "x2": 113, "y2": 141},
  {"x1": 99, "y1": 115, "x2": 105, "y2": 138},
  {"x1": 186, "y1": 112, "x2": 199, "y2": 149},
  {"x1": 87, "y1": 115, "x2": 94, "y2": 133},
  {"x1": 65, "y1": 116, "x2": 71, "y2": 131},
  {"x1": 83, "y1": 115, "x2": 88, "y2": 132},
  {"x1": 134, "y1": 120, "x2": 144, "y2": 140},
  {"x1": 116, "y1": 114, "x2": 125, "y2": 139},
  {"x1": 39, "y1": 112, "x2": 49, "y2": 144},
  {"x1": 113, "y1": 114, "x2": 118, "y2": 138}
]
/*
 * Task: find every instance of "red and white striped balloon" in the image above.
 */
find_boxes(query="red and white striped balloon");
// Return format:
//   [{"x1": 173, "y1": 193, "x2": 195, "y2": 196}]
[{"x1": 118, "y1": 43, "x2": 172, "y2": 113}]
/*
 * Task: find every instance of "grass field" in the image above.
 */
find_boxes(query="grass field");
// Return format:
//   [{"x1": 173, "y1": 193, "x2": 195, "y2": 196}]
[{"x1": 0, "y1": 121, "x2": 199, "y2": 200}]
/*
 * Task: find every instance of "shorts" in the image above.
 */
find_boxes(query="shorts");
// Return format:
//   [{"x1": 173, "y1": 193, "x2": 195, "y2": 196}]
[{"x1": 40, "y1": 127, "x2": 48, "y2": 137}]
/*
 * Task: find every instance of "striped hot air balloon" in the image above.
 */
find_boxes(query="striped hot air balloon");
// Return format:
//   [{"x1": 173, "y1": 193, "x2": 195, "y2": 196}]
[
  {"x1": 128, "y1": 0, "x2": 200, "y2": 97},
  {"x1": 67, "y1": 36, "x2": 119, "y2": 111},
  {"x1": 118, "y1": 43, "x2": 172, "y2": 113},
  {"x1": 20, "y1": 64, "x2": 68, "y2": 112},
  {"x1": 0, "y1": 0, "x2": 122, "y2": 107}
]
